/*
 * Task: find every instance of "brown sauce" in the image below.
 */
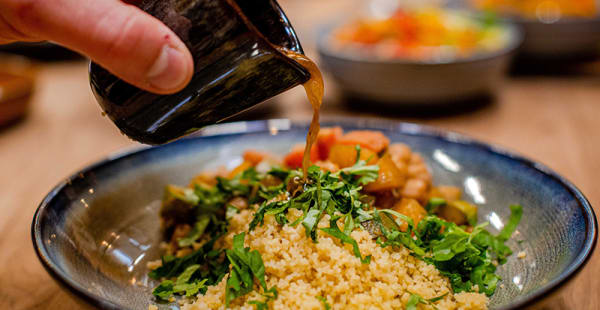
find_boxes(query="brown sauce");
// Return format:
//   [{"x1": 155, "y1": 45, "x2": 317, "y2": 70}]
[
  {"x1": 278, "y1": 49, "x2": 324, "y2": 179},
  {"x1": 226, "y1": 0, "x2": 324, "y2": 182},
  {"x1": 224, "y1": 0, "x2": 324, "y2": 179}
]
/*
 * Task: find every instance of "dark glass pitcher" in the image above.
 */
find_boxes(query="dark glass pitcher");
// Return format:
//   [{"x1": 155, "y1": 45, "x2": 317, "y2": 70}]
[{"x1": 89, "y1": 0, "x2": 310, "y2": 145}]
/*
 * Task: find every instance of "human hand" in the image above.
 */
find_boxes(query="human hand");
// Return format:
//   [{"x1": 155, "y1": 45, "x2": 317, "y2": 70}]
[{"x1": 0, "y1": 0, "x2": 194, "y2": 94}]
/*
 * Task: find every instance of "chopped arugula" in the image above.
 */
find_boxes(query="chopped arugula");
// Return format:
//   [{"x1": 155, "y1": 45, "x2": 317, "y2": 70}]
[
  {"x1": 371, "y1": 205, "x2": 523, "y2": 296},
  {"x1": 177, "y1": 215, "x2": 211, "y2": 247},
  {"x1": 317, "y1": 295, "x2": 331, "y2": 310},
  {"x1": 150, "y1": 237, "x2": 229, "y2": 301},
  {"x1": 248, "y1": 156, "x2": 379, "y2": 263},
  {"x1": 320, "y1": 216, "x2": 371, "y2": 264},
  {"x1": 405, "y1": 292, "x2": 448, "y2": 310},
  {"x1": 225, "y1": 233, "x2": 277, "y2": 306}
]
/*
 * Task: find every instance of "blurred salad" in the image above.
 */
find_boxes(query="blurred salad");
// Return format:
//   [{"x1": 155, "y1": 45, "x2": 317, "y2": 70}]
[
  {"x1": 330, "y1": 8, "x2": 512, "y2": 61},
  {"x1": 472, "y1": 0, "x2": 597, "y2": 19}
]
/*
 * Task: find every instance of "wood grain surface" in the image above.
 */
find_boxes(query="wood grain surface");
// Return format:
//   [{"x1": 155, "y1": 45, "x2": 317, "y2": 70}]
[{"x1": 0, "y1": 0, "x2": 599, "y2": 309}]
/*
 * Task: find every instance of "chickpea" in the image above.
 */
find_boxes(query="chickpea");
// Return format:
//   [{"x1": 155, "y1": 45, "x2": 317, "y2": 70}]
[{"x1": 401, "y1": 179, "x2": 428, "y2": 202}]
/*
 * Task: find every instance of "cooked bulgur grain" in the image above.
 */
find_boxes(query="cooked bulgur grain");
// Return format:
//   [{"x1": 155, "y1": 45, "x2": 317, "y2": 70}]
[{"x1": 182, "y1": 209, "x2": 488, "y2": 310}]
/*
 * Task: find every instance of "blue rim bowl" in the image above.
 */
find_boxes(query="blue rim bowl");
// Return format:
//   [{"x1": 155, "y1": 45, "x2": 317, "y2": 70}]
[{"x1": 32, "y1": 118, "x2": 597, "y2": 310}]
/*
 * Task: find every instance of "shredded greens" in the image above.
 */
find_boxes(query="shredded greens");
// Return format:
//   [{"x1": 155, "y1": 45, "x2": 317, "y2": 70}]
[
  {"x1": 367, "y1": 205, "x2": 523, "y2": 296},
  {"x1": 317, "y1": 295, "x2": 331, "y2": 310},
  {"x1": 249, "y1": 160, "x2": 379, "y2": 264},
  {"x1": 405, "y1": 292, "x2": 448, "y2": 310},
  {"x1": 225, "y1": 233, "x2": 277, "y2": 306},
  {"x1": 149, "y1": 150, "x2": 522, "y2": 307}
]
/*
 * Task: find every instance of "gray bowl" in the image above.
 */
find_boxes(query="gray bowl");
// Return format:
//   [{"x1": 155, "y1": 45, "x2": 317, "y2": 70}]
[
  {"x1": 317, "y1": 22, "x2": 523, "y2": 104},
  {"x1": 32, "y1": 119, "x2": 596, "y2": 309},
  {"x1": 506, "y1": 16, "x2": 600, "y2": 59}
]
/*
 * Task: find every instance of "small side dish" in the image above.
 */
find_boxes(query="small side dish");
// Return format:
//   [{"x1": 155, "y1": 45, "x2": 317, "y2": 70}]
[
  {"x1": 328, "y1": 8, "x2": 512, "y2": 62},
  {"x1": 147, "y1": 128, "x2": 522, "y2": 310},
  {"x1": 472, "y1": 0, "x2": 597, "y2": 19},
  {"x1": 469, "y1": 0, "x2": 600, "y2": 59}
]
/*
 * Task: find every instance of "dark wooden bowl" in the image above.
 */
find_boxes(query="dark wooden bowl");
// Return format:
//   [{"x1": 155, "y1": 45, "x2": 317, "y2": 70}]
[{"x1": 0, "y1": 58, "x2": 35, "y2": 126}]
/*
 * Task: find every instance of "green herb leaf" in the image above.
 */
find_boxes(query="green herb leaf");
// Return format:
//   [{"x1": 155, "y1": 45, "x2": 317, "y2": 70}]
[
  {"x1": 405, "y1": 292, "x2": 445, "y2": 310},
  {"x1": 149, "y1": 236, "x2": 228, "y2": 290},
  {"x1": 178, "y1": 215, "x2": 211, "y2": 247},
  {"x1": 320, "y1": 218, "x2": 371, "y2": 264},
  {"x1": 317, "y1": 295, "x2": 331, "y2": 310},
  {"x1": 405, "y1": 293, "x2": 426, "y2": 310},
  {"x1": 225, "y1": 233, "x2": 276, "y2": 306},
  {"x1": 302, "y1": 209, "x2": 322, "y2": 241},
  {"x1": 152, "y1": 280, "x2": 175, "y2": 301},
  {"x1": 248, "y1": 300, "x2": 269, "y2": 310},
  {"x1": 425, "y1": 197, "x2": 446, "y2": 213},
  {"x1": 498, "y1": 205, "x2": 523, "y2": 241},
  {"x1": 428, "y1": 292, "x2": 449, "y2": 303}
]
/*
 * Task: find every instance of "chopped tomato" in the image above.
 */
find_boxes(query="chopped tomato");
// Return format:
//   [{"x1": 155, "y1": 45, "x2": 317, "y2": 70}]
[
  {"x1": 364, "y1": 153, "x2": 406, "y2": 192},
  {"x1": 337, "y1": 130, "x2": 390, "y2": 153},
  {"x1": 284, "y1": 144, "x2": 319, "y2": 169},
  {"x1": 328, "y1": 144, "x2": 378, "y2": 168},
  {"x1": 316, "y1": 127, "x2": 343, "y2": 160}
]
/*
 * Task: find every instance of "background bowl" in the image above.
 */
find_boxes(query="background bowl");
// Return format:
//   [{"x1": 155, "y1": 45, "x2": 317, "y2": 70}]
[
  {"x1": 506, "y1": 16, "x2": 600, "y2": 59},
  {"x1": 0, "y1": 54, "x2": 35, "y2": 126},
  {"x1": 317, "y1": 21, "x2": 523, "y2": 104},
  {"x1": 32, "y1": 119, "x2": 596, "y2": 310}
]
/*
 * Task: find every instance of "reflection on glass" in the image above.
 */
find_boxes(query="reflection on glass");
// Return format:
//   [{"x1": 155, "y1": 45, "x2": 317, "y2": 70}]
[
  {"x1": 513, "y1": 275, "x2": 524, "y2": 290},
  {"x1": 487, "y1": 211, "x2": 504, "y2": 230},
  {"x1": 368, "y1": 0, "x2": 400, "y2": 18},
  {"x1": 536, "y1": 2, "x2": 562, "y2": 23},
  {"x1": 111, "y1": 248, "x2": 134, "y2": 268},
  {"x1": 433, "y1": 149, "x2": 461, "y2": 172},
  {"x1": 226, "y1": 157, "x2": 243, "y2": 170},
  {"x1": 269, "y1": 126, "x2": 279, "y2": 135},
  {"x1": 464, "y1": 176, "x2": 486, "y2": 204}
]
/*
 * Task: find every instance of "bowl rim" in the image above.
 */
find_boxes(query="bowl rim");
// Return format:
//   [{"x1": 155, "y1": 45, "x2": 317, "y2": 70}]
[
  {"x1": 497, "y1": 13, "x2": 600, "y2": 25},
  {"x1": 316, "y1": 12, "x2": 524, "y2": 66},
  {"x1": 32, "y1": 118, "x2": 597, "y2": 310}
]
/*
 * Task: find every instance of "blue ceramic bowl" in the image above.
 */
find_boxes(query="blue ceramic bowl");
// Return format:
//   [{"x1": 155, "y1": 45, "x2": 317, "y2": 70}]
[{"x1": 32, "y1": 119, "x2": 596, "y2": 310}]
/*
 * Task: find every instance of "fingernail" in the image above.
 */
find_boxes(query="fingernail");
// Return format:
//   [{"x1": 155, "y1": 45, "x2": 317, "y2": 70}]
[{"x1": 147, "y1": 45, "x2": 189, "y2": 92}]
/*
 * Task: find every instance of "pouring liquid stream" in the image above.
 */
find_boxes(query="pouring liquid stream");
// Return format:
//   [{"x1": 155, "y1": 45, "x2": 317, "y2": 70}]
[{"x1": 277, "y1": 48, "x2": 324, "y2": 180}]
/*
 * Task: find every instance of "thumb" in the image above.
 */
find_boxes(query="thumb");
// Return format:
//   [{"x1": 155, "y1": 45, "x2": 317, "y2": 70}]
[{"x1": 0, "y1": 0, "x2": 194, "y2": 94}]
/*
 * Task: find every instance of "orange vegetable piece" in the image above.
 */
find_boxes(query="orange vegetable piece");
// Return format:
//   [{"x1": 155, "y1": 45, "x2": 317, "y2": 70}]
[
  {"x1": 314, "y1": 160, "x2": 340, "y2": 172},
  {"x1": 188, "y1": 172, "x2": 217, "y2": 188},
  {"x1": 392, "y1": 198, "x2": 427, "y2": 230},
  {"x1": 374, "y1": 191, "x2": 399, "y2": 209},
  {"x1": 388, "y1": 143, "x2": 412, "y2": 164},
  {"x1": 328, "y1": 144, "x2": 378, "y2": 168},
  {"x1": 242, "y1": 150, "x2": 271, "y2": 166},
  {"x1": 316, "y1": 127, "x2": 343, "y2": 160},
  {"x1": 429, "y1": 186, "x2": 462, "y2": 202},
  {"x1": 227, "y1": 161, "x2": 253, "y2": 179},
  {"x1": 401, "y1": 178, "x2": 428, "y2": 203},
  {"x1": 337, "y1": 130, "x2": 390, "y2": 153},
  {"x1": 284, "y1": 143, "x2": 319, "y2": 169},
  {"x1": 364, "y1": 153, "x2": 406, "y2": 192}
]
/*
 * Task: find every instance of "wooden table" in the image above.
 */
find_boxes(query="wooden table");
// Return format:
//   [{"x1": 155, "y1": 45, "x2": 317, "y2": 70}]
[{"x1": 1, "y1": 1, "x2": 599, "y2": 309}]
